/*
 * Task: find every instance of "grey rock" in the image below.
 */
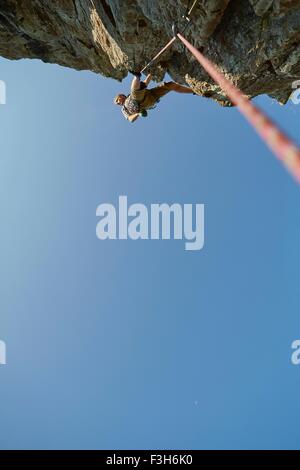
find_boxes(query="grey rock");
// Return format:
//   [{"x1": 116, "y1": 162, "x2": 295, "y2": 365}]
[{"x1": 0, "y1": 0, "x2": 299, "y2": 105}]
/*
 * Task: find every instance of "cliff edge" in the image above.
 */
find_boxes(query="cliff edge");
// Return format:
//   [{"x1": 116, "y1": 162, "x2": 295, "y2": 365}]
[{"x1": 1, "y1": 0, "x2": 300, "y2": 105}]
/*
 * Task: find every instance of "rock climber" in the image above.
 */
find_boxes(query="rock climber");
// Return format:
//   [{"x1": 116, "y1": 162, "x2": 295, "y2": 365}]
[{"x1": 114, "y1": 71, "x2": 195, "y2": 122}]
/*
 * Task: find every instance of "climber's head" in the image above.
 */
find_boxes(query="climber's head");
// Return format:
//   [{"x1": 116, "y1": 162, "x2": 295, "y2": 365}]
[{"x1": 114, "y1": 94, "x2": 126, "y2": 106}]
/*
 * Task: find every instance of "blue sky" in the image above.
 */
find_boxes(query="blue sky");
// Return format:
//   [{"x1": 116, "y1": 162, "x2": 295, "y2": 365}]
[{"x1": 0, "y1": 56, "x2": 300, "y2": 450}]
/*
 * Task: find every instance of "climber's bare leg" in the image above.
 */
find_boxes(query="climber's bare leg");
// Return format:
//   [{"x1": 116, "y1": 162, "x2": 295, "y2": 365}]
[{"x1": 168, "y1": 82, "x2": 194, "y2": 94}]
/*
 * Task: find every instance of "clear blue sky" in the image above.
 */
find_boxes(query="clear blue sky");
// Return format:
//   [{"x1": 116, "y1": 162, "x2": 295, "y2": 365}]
[{"x1": 1, "y1": 55, "x2": 300, "y2": 450}]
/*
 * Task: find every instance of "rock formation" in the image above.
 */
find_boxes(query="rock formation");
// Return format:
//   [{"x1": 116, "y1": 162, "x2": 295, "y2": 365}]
[{"x1": 0, "y1": 0, "x2": 299, "y2": 105}]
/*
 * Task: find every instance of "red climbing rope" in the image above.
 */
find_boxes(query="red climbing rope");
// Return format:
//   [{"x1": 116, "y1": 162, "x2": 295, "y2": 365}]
[{"x1": 177, "y1": 33, "x2": 300, "y2": 184}]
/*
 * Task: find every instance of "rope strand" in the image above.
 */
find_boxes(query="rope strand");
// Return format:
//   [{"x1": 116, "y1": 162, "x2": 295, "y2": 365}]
[{"x1": 140, "y1": 37, "x2": 177, "y2": 73}]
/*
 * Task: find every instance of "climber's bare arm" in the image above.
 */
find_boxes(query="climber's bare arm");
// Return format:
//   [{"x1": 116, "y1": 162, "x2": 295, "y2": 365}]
[
  {"x1": 145, "y1": 74, "x2": 152, "y2": 86},
  {"x1": 128, "y1": 113, "x2": 140, "y2": 123},
  {"x1": 131, "y1": 76, "x2": 141, "y2": 91},
  {"x1": 131, "y1": 73, "x2": 152, "y2": 91}
]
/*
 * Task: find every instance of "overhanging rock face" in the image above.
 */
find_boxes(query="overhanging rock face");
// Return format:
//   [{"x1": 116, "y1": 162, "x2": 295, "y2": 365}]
[{"x1": 0, "y1": 0, "x2": 300, "y2": 105}]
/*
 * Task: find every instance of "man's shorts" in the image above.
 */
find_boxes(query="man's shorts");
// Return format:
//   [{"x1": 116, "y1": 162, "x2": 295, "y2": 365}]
[{"x1": 131, "y1": 82, "x2": 173, "y2": 109}]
